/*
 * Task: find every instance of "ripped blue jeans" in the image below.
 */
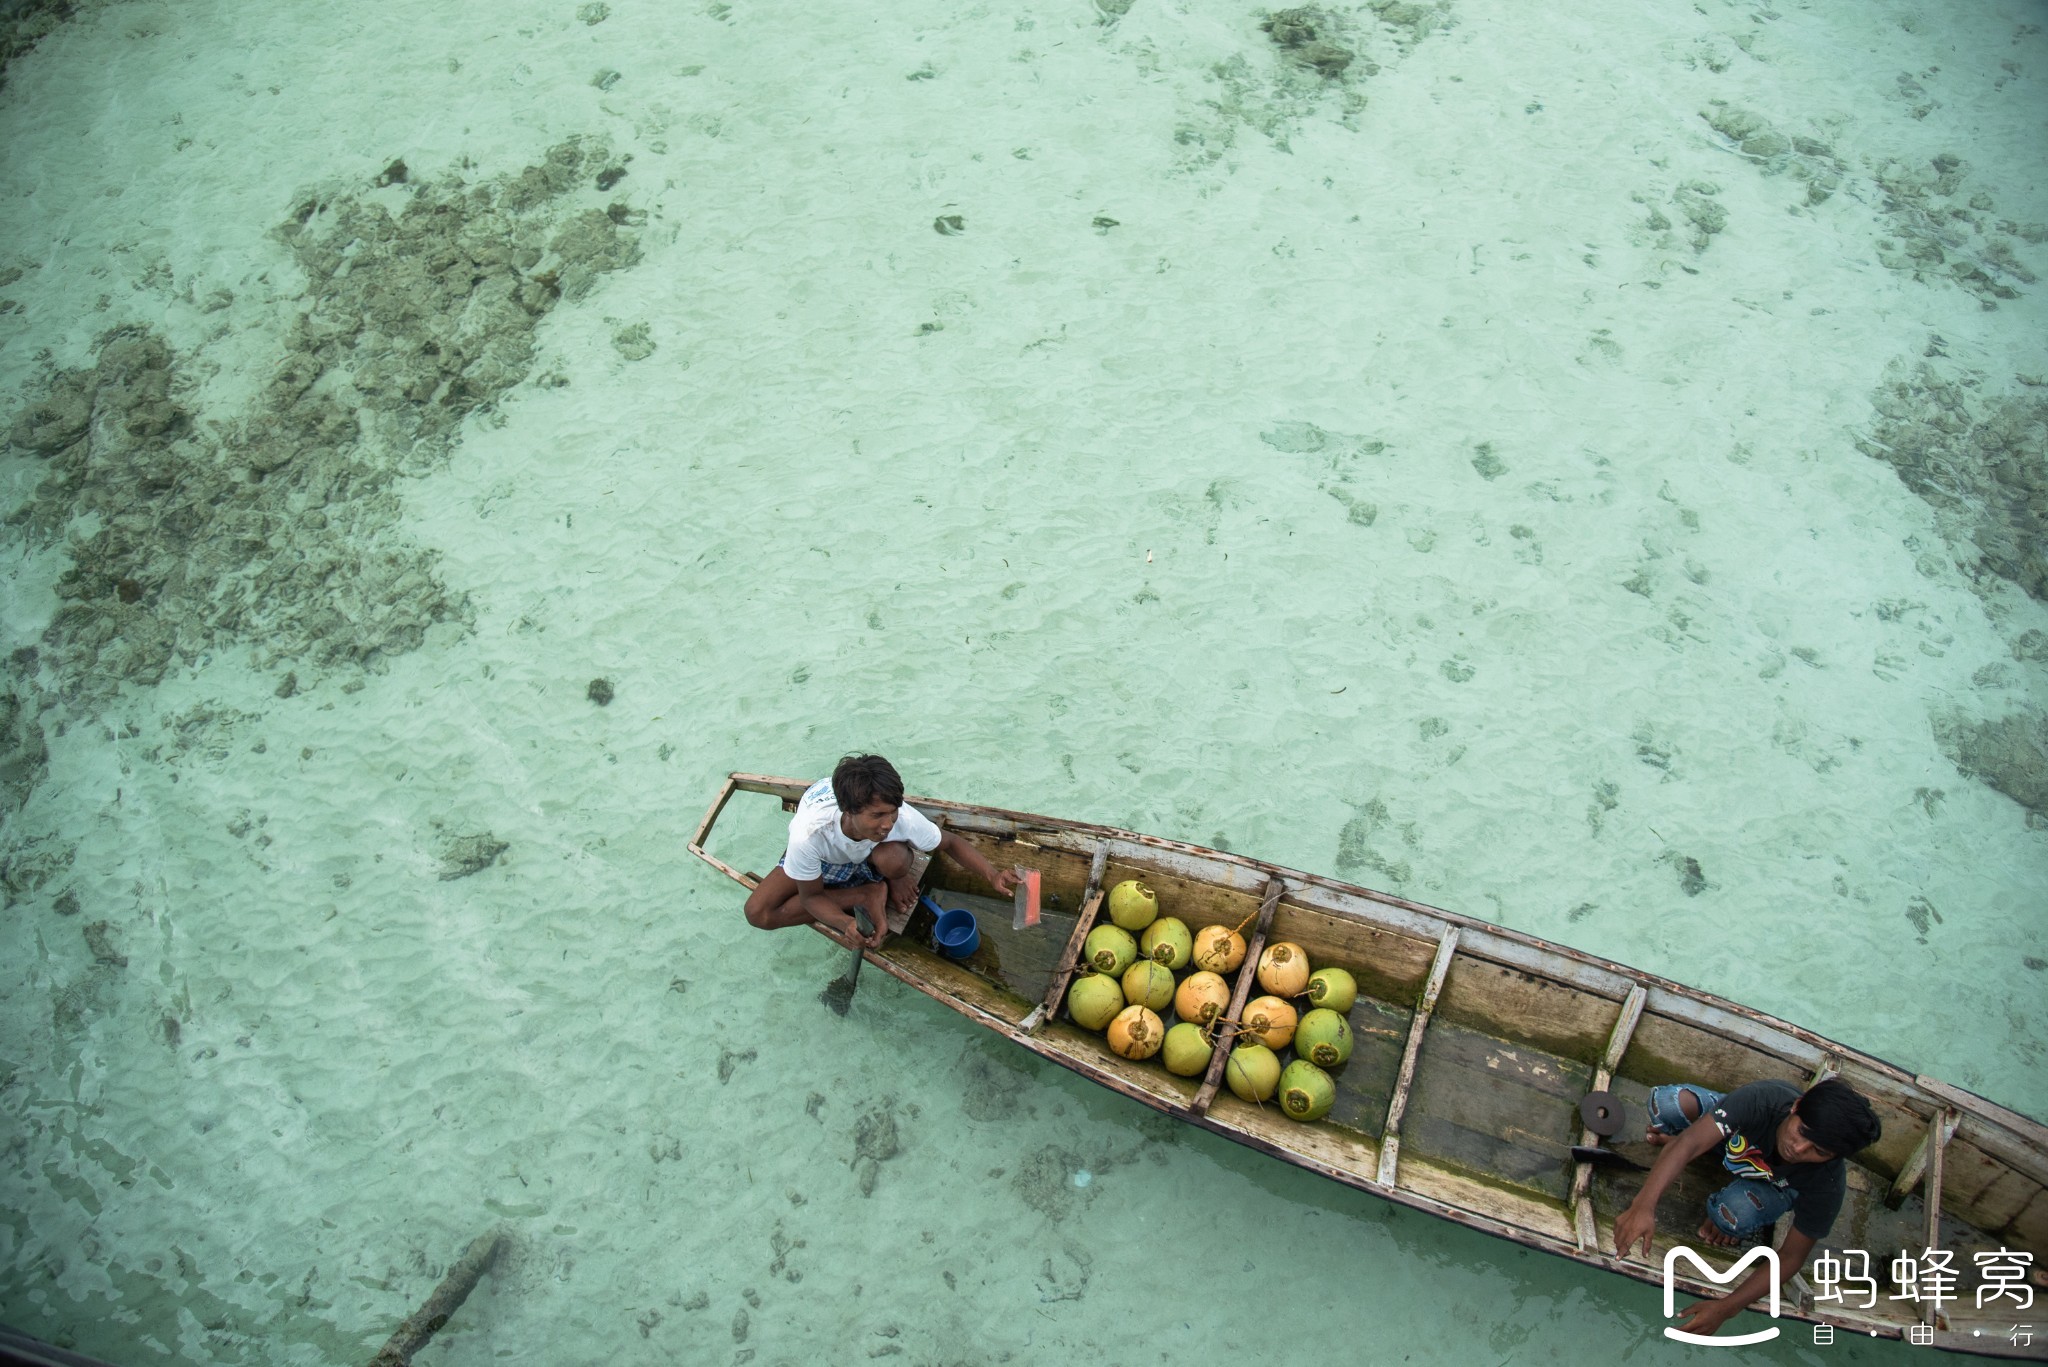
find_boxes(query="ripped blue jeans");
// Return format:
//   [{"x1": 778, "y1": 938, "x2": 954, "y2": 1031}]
[{"x1": 1646, "y1": 1083, "x2": 1798, "y2": 1240}]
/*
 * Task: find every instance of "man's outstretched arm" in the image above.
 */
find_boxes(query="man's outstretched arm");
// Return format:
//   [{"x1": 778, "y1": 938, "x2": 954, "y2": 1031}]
[
  {"x1": 1613, "y1": 1114, "x2": 1724, "y2": 1257},
  {"x1": 935, "y1": 831, "x2": 1019, "y2": 896},
  {"x1": 1671, "y1": 1228, "x2": 1817, "y2": 1337}
]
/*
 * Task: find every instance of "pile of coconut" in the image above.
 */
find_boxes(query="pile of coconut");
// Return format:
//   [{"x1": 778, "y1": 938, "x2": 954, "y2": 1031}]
[{"x1": 1063, "y1": 880, "x2": 1357, "y2": 1124}]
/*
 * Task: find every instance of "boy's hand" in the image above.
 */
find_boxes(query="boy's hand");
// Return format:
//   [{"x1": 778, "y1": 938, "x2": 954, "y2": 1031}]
[
  {"x1": 990, "y1": 869, "x2": 1020, "y2": 896},
  {"x1": 1614, "y1": 1202, "x2": 1658, "y2": 1260}
]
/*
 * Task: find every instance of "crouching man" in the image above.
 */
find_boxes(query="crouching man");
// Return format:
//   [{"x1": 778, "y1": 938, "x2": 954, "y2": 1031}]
[
  {"x1": 742, "y1": 754, "x2": 1017, "y2": 949},
  {"x1": 1613, "y1": 1076, "x2": 1881, "y2": 1338}
]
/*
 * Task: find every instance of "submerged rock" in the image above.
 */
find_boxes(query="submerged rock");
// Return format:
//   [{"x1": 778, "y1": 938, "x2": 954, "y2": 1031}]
[
  {"x1": 1933, "y1": 711, "x2": 2048, "y2": 826},
  {"x1": 438, "y1": 833, "x2": 509, "y2": 880},
  {"x1": 4, "y1": 136, "x2": 643, "y2": 705},
  {"x1": 1858, "y1": 360, "x2": 2047, "y2": 604}
]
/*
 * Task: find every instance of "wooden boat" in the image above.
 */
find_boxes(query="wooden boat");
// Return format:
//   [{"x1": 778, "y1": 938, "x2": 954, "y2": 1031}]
[{"x1": 690, "y1": 774, "x2": 2048, "y2": 1357}]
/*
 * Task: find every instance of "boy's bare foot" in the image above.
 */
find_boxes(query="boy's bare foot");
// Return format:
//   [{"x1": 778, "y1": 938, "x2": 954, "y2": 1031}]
[
  {"x1": 1694, "y1": 1220, "x2": 1741, "y2": 1249},
  {"x1": 1646, "y1": 1129, "x2": 1672, "y2": 1147}
]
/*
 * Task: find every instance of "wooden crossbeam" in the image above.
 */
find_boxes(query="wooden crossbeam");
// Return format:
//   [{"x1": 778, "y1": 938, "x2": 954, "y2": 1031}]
[
  {"x1": 1189, "y1": 878, "x2": 1286, "y2": 1115},
  {"x1": 1375, "y1": 927, "x2": 1461, "y2": 1188},
  {"x1": 1571, "y1": 983, "x2": 1647, "y2": 1250},
  {"x1": 1886, "y1": 1108, "x2": 1962, "y2": 1210},
  {"x1": 1923, "y1": 1107, "x2": 1958, "y2": 1330},
  {"x1": 1081, "y1": 846, "x2": 1109, "y2": 911}
]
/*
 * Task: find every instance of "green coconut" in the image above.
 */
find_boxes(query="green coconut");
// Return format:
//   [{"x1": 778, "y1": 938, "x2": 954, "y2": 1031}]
[
  {"x1": 1225, "y1": 1043, "x2": 1282, "y2": 1104},
  {"x1": 1107, "y1": 879, "x2": 1160, "y2": 932},
  {"x1": 1305, "y1": 966, "x2": 1358, "y2": 1014},
  {"x1": 1066, "y1": 973, "x2": 1125, "y2": 1031},
  {"x1": 1161, "y1": 1022, "x2": 1214, "y2": 1077},
  {"x1": 1294, "y1": 1008, "x2": 1354, "y2": 1068},
  {"x1": 1083, "y1": 923, "x2": 1139, "y2": 977},
  {"x1": 1122, "y1": 959, "x2": 1176, "y2": 1013},
  {"x1": 1278, "y1": 1060, "x2": 1336, "y2": 1122},
  {"x1": 1138, "y1": 916, "x2": 1192, "y2": 970}
]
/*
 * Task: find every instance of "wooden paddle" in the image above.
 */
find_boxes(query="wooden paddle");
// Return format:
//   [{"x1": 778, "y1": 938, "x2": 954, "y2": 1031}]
[{"x1": 819, "y1": 906, "x2": 875, "y2": 1016}]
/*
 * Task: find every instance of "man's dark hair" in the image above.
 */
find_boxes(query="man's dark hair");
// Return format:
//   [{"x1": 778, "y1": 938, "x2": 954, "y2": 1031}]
[
  {"x1": 832, "y1": 754, "x2": 904, "y2": 814},
  {"x1": 1796, "y1": 1077, "x2": 1882, "y2": 1158}
]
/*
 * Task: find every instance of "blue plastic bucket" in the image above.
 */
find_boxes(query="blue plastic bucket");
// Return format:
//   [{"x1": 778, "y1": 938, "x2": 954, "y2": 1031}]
[{"x1": 933, "y1": 907, "x2": 979, "y2": 959}]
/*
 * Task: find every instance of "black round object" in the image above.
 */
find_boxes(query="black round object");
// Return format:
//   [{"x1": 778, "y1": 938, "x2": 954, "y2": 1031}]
[{"x1": 1579, "y1": 1090, "x2": 1625, "y2": 1138}]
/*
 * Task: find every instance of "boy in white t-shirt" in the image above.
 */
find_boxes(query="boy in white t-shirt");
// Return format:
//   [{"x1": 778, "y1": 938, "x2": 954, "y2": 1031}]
[{"x1": 742, "y1": 754, "x2": 1018, "y2": 949}]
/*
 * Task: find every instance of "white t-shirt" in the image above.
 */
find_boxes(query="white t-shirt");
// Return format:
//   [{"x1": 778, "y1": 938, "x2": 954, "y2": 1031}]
[{"x1": 782, "y1": 777, "x2": 942, "y2": 883}]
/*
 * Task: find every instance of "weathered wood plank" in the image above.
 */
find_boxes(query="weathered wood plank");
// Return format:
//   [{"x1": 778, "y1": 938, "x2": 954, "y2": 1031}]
[
  {"x1": 1946, "y1": 1156, "x2": 2041, "y2": 1239},
  {"x1": 1435, "y1": 959, "x2": 1620, "y2": 1066},
  {"x1": 2006, "y1": 1183, "x2": 2048, "y2": 1250},
  {"x1": 1376, "y1": 928, "x2": 1460, "y2": 1188},
  {"x1": 1190, "y1": 879, "x2": 1286, "y2": 1115},
  {"x1": 1619, "y1": 1010, "x2": 1805, "y2": 1095}
]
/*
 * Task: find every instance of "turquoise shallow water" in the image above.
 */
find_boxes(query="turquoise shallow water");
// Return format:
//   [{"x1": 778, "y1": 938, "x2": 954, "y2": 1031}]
[{"x1": 0, "y1": 0, "x2": 2044, "y2": 1363}]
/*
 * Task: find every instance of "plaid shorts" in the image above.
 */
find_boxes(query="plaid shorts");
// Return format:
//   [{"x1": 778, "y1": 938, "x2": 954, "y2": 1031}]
[{"x1": 778, "y1": 857, "x2": 882, "y2": 888}]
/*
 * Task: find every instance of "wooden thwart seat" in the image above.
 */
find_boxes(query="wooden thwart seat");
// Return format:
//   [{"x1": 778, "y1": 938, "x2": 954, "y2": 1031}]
[
  {"x1": 1376, "y1": 926, "x2": 1460, "y2": 1188},
  {"x1": 1571, "y1": 983, "x2": 1648, "y2": 1251},
  {"x1": 1189, "y1": 878, "x2": 1286, "y2": 1115}
]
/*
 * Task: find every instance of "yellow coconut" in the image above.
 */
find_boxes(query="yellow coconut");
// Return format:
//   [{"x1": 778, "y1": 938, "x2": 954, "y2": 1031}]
[
  {"x1": 1173, "y1": 970, "x2": 1232, "y2": 1026},
  {"x1": 1121, "y1": 959, "x2": 1176, "y2": 1013},
  {"x1": 1239, "y1": 995, "x2": 1298, "y2": 1051},
  {"x1": 1106, "y1": 1005, "x2": 1164, "y2": 1061},
  {"x1": 1255, "y1": 941, "x2": 1310, "y2": 998},
  {"x1": 1191, "y1": 923, "x2": 1246, "y2": 974},
  {"x1": 1161, "y1": 1022, "x2": 1214, "y2": 1077},
  {"x1": 1225, "y1": 1043, "x2": 1282, "y2": 1103},
  {"x1": 1107, "y1": 879, "x2": 1160, "y2": 932}
]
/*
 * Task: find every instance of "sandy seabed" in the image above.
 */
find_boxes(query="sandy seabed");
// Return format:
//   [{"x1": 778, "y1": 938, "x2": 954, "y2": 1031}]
[{"x1": 0, "y1": 0, "x2": 2043, "y2": 1363}]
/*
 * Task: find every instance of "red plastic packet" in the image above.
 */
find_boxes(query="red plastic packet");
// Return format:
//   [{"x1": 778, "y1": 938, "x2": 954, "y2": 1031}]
[{"x1": 1012, "y1": 867, "x2": 1041, "y2": 930}]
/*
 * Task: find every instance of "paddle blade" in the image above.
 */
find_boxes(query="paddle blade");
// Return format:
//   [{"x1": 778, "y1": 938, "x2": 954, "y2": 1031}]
[
  {"x1": 820, "y1": 908, "x2": 874, "y2": 1015},
  {"x1": 819, "y1": 972, "x2": 857, "y2": 1016}
]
